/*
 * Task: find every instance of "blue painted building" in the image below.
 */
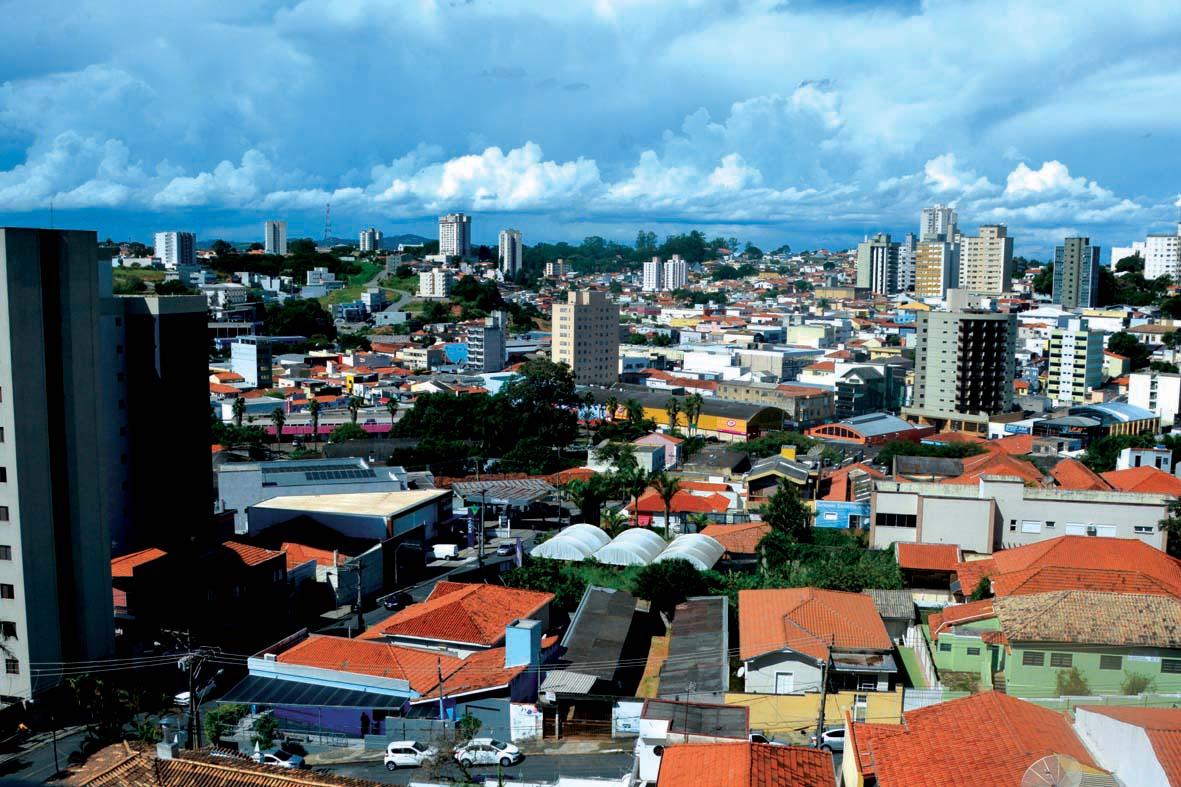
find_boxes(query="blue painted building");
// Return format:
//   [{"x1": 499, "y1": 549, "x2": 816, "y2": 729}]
[{"x1": 815, "y1": 499, "x2": 871, "y2": 530}]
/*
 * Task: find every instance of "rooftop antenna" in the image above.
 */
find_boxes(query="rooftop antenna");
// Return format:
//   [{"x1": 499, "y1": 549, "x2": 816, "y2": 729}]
[{"x1": 323, "y1": 203, "x2": 332, "y2": 247}]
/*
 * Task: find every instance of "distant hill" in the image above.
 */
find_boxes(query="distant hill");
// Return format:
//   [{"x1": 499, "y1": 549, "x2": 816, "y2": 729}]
[{"x1": 381, "y1": 234, "x2": 431, "y2": 249}]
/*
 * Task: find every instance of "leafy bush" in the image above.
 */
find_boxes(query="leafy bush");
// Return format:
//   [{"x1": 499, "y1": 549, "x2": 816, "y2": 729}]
[
  {"x1": 1121, "y1": 671, "x2": 1155, "y2": 695},
  {"x1": 1055, "y1": 667, "x2": 1091, "y2": 696},
  {"x1": 251, "y1": 713, "x2": 279, "y2": 748}
]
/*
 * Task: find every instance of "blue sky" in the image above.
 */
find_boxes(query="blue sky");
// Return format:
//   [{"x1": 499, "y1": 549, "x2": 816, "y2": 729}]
[{"x1": 1, "y1": 0, "x2": 1179, "y2": 257}]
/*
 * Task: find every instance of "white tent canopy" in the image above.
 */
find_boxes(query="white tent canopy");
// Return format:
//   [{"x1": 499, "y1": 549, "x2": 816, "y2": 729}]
[
  {"x1": 652, "y1": 533, "x2": 725, "y2": 571},
  {"x1": 530, "y1": 523, "x2": 611, "y2": 561},
  {"x1": 594, "y1": 528, "x2": 667, "y2": 566}
]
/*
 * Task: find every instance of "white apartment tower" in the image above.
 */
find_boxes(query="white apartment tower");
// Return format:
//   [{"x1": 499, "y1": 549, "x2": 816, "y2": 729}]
[
  {"x1": 439, "y1": 213, "x2": 472, "y2": 258},
  {"x1": 663, "y1": 255, "x2": 689, "y2": 291},
  {"x1": 958, "y1": 224, "x2": 1013, "y2": 294},
  {"x1": 920, "y1": 204, "x2": 958, "y2": 241},
  {"x1": 1112, "y1": 219, "x2": 1181, "y2": 279},
  {"x1": 855, "y1": 233, "x2": 900, "y2": 295},
  {"x1": 153, "y1": 231, "x2": 196, "y2": 270},
  {"x1": 0, "y1": 228, "x2": 118, "y2": 699},
  {"x1": 642, "y1": 257, "x2": 663, "y2": 292},
  {"x1": 1046, "y1": 318, "x2": 1105, "y2": 406},
  {"x1": 552, "y1": 289, "x2": 620, "y2": 386},
  {"x1": 544, "y1": 259, "x2": 570, "y2": 278},
  {"x1": 898, "y1": 233, "x2": 917, "y2": 292},
  {"x1": 359, "y1": 227, "x2": 383, "y2": 253},
  {"x1": 264, "y1": 221, "x2": 287, "y2": 256},
  {"x1": 418, "y1": 267, "x2": 453, "y2": 298},
  {"x1": 498, "y1": 229, "x2": 523, "y2": 279}
]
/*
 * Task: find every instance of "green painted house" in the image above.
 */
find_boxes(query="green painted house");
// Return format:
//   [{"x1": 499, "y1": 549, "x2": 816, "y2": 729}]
[{"x1": 929, "y1": 591, "x2": 1181, "y2": 697}]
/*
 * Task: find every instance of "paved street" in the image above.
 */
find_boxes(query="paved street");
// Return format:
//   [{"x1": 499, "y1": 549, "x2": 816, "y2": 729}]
[
  {"x1": 320, "y1": 752, "x2": 635, "y2": 785},
  {"x1": 0, "y1": 728, "x2": 87, "y2": 785}
]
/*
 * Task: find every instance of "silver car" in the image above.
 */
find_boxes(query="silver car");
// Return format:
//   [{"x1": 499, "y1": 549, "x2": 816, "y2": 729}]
[
  {"x1": 257, "y1": 748, "x2": 305, "y2": 769},
  {"x1": 811, "y1": 727, "x2": 845, "y2": 752}
]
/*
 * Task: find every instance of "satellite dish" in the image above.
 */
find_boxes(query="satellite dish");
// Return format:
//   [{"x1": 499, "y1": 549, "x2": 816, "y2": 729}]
[{"x1": 1021, "y1": 754, "x2": 1085, "y2": 787}]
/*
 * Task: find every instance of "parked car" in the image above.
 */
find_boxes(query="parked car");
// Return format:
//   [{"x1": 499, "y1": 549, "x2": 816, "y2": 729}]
[
  {"x1": 454, "y1": 738, "x2": 523, "y2": 768},
  {"x1": 382, "y1": 592, "x2": 413, "y2": 611},
  {"x1": 748, "y1": 732, "x2": 785, "y2": 746},
  {"x1": 811, "y1": 727, "x2": 845, "y2": 752},
  {"x1": 495, "y1": 543, "x2": 516, "y2": 557},
  {"x1": 384, "y1": 740, "x2": 437, "y2": 770},
  {"x1": 256, "y1": 748, "x2": 305, "y2": 769}
]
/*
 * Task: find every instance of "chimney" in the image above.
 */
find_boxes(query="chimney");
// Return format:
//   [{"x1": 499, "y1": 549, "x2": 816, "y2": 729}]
[
  {"x1": 157, "y1": 741, "x2": 178, "y2": 760},
  {"x1": 504, "y1": 618, "x2": 541, "y2": 668}
]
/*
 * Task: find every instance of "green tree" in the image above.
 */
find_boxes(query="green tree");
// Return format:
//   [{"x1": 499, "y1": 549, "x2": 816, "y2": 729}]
[
  {"x1": 1159, "y1": 497, "x2": 1181, "y2": 558},
  {"x1": 969, "y1": 576, "x2": 992, "y2": 601},
  {"x1": 252, "y1": 713, "x2": 279, "y2": 748},
  {"x1": 270, "y1": 407, "x2": 286, "y2": 449},
  {"x1": 347, "y1": 395, "x2": 363, "y2": 424},
  {"x1": 456, "y1": 713, "x2": 482, "y2": 741},
  {"x1": 154, "y1": 279, "x2": 194, "y2": 295},
  {"x1": 1121, "y1": 671, "x2": 1155, "y2": 695},
  {"x1": 264, "y1": 298, "x2": 337, "y2": 339},
  {"x1": 503, "y1": 557, "x2": 589, "y2": 612},
  {"x1": 649, "y1": 472, "x2": 682, "y2": 538},
  {"x1": 683, "y1": 393, "x2": 703, "y2": 435},
  {"x1": 1107, "y1": 331, "x2": 1152, "y2": 370},
  {"x1": 497, "y1": 436, "x2": 563, "y2": 475},
  {"x1": 632, "y1": 558, "x2": 710, "y2": 616},
  {"x1": 664, "y1": 397, "x2": 682, "y2": 431},
  {"x1": 1082, "y1": 433, "x2": 1154, "y2": 473},
  {"x1": 600, "y1": 509, "x2": 629, "y2": 536},
  {"x1": 308, "y1": 398, "x2": 322, "y2": 443},
  {"x1": 1055, "y1": 667, "x2": 1091, "y2": 696},
  {"x1": 563, "y1": 477, "x2": 604, "y2": 526},
  {"x1": 211, "y1": 239, "x2": 234, "y2": 256},
  {"x1": 204, "y1": 704, "x2": 249, "y2": 742},
  {"x1": 761, "y1": 481, "x2": 812, "y2": 541},
  {"x1": 330, "y1": 422, "x2": 368, "y2": 442},
  {"x1": 1115, "y1": 254, "x2": 1145, "y2": 274},
  {"x1": 288, "y1": 238, "x2": 317, "y2": 255},
  {"x1": 232, "y1": 396, "x2": 246, "y2": 428},
  {"x1": 1032, "y1": 264, "x2": 1054, "y2": 295}
]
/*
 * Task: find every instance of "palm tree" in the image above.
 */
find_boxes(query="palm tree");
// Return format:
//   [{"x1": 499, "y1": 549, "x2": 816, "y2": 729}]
[
  {"x1": 687, "y1": 512, "x2": 712, "y2": 532},
  {"x1": 620, "y1": 466, "x2": 651, "y2": 528},
  {"x1": 232, "y1": 396, "x2": 246, "y2": 428},
  {"x1": 683, "y1": 393, "x2": 704, "y2": 436},
  {"x1": 664, "y1": 397, "x2": 682, "y2": 433},
  {"x1": 605, "y1": 396, "x2": 619, "y2": 423},
  {"x1": 308, "y1": 398, "x2": 322, "y2": 444},
  {"x1": 625, "y1": 399, "x2": 644, "y2": 427},
  {"x1": 650, "y1": 472, "x2": 682, "y2": 539},
  {"x1": 270, "y1": 407, "x2": 286, "y2": 450},
  {"x1": 385, "y1": 397, "x2": 398, "y2": 434},
  {"x1": 348, "y1": 395, "x2": 362, "y2": 424},
  {"x1": 601, "y1": 509, "x2": 629, "y2": 537}
]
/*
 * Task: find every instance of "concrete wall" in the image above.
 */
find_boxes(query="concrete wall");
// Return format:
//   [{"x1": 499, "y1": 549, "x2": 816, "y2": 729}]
[
  {"x1": 725, "y1": 689, "x2": 904, "y2": 737},
  {"x1": 743, "y1": 651, "x2": 822, "y2": 695},
  {"x1": 1074, "y1": 708, "x2": 1171, "y2": 787}
]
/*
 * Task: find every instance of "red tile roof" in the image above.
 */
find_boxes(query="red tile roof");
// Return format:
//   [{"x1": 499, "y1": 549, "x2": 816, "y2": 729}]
[
  {"x1": 896, "y1": 543, "x2": 960, "y2": 572},
  {"x1": 864, "y1": 692, "x2": 1104, "y2": 787},
  {"x1": 655, "y1": 742, "x2": 834, "y2": 787},
  {"x1": 927, "y1": 599, "x2": 995, "y2": 640},
  {"x1": 990, "y1": 565, "x2": 1181, "y2": 598},
  {"x1": 943, "y1": 447, "x2": 1044, "y2": 486},
  {"x1": 221, "y1": 541, "x2": 284, "y2": 568},
  {"x1": 1050, "y1": 458, "x2": 1112, "y2": 491},
  {"x1": 636, "y1": 489, "x2": 732, "y2": 514},
  {"x1": 820, "y1": 462, "x2": 886, "y2": 502},
  {"x1": 281, "y1": 542, "x2": 349, "y2": 571},
  {"x1": 738, "y1": 587, "x2": 892, "y2": 662},
  {"x1": 359, "y1": 581, "x2": 553, "y2": 647},
  {"x1": 953, "y1": 536, "x2": 1181, "y2": 601},
  {"x1": 846, "y1": 712, "x2": 905, "y2": 779},
  {"x1": 1077, "y1": 706, "x2": 1181, "y2": 785},
  {"x1": 111, "y1": 547, "x2": 167, "y2": 578},
  {"x1": 1101, "y1": 466, "x2": 1181, "y2": 495},
  {"x1": 701, "y1": 522, "x2": 771, "y2": 555}
]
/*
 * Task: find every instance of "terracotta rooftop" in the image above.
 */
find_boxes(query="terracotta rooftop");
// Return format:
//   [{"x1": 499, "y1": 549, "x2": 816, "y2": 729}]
[
  {"x1": 927, "y1": 599, "x2": 995, "y2": 640},
  {"x1": 655, "y1": 742, "x2": 834, "y2": 787},
  {"x1": 863, "y1": 692, "x2": 1103, "y2": 787},
  {"x1": 1050, "y1": 458, "x2": 1112, "y2": 491},
  {"x1": 895, "y1": 543, "x2": 960, "y2": 572},
  {"x1": 111, "y1": 548, "x2": 167, "y2": 578},
  {"x1": 701, "y1": 522, "x2": 771, "y2": 555},
  {"x1": 990, "y1": 564, "x2": 1181, "y2": 598},
  {"x1": 994, "y1": 590, "x2": 1181, "y2": 648},
  {"x1": 1101, "y1": 466, "x2": 1181, "y2": 495},
  {"x1": 738, "y1": 587, "x2": 892, "y2": 662},
  {"x1": 359, "y1": 581, "x2": 553, "y2": 647},
  {"x1": 281, "y1": 542, "x2": 349, "y2": 571},
  {"x1": 220, "y1": 541, "x2": 284, "y2": 568},
  {"x1": 636, "y1": 489, "x2": 732, "y2": 514}
]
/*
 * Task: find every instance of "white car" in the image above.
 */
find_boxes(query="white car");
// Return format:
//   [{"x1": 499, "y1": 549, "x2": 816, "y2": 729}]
[
  {"x1": 257, "y1": 748, "x2": 305, "y2": 769},
  {"x1": 384, "y1": 740, "x2": 437, "y2": 770},
  {"x1": 454, "y1": 738, "x2": 523, "y2": 768},
  {"x1": 811, "y1": 727, "x2": 845, "y2": 752}
]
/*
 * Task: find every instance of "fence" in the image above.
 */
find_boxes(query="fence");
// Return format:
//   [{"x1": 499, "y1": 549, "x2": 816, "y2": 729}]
[
  {"x1": 903, "y1": 625, "x2": 941, "y2": 690},
  {"x1": 902, "y1": 688, "x2": 1181, "y2": 714}
]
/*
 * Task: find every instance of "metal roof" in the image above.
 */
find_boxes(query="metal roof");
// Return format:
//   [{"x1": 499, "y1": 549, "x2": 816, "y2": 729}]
[
  {"x1": 452, "y1": 479, "x2": 554, "y2": 507},
  {"x1": 832, "y1": 412, "x2": 920, "y2": 438},
  {"x1": 219, "y1": 675, "x2": 409, "y2": 709},
  {"x1": 1069, "y1": 402, "x2": 1157, "y2": 423},
  {"x1": 641, "y1": 699, "x2": 748, "y2": 739},
  {"x1": 863, "y1": 588, "x2": 916, "y2": 622},
  {"x1": 658, "y1": 596, "x2": 728, "y2": 698},
  {"x1": 559, "y1": 586, "x2": 638, "y2": 682},
  {"x1": 539, "y1": 670, "x2": 599, "y2": 695}
]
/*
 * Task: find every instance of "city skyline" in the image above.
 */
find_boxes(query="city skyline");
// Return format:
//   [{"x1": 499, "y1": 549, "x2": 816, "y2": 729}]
[{"x1": 0, "y1": 2, "x2": 1179, "y2": 254}]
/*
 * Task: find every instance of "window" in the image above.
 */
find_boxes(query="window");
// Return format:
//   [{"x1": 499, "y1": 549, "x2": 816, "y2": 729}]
[
  {"x1": 4, "y1": 658, "x2": 16, "y2": 675},
  {"x1": 1022, "y1": 651, "x2": 1045, "y2": 667},
  {"x1": 1021, "y1": 520, "x2": 1042, "y2": 534},
  {"x1": 1046, "y1": 521, "x2": 1055, "y2": 529},
  {"x1": 0, "y1": 546, "x2": 10, "y2": 561},
  {"x1": 1135, "y1": 525, "x2": 1155, "y2": 534},
  {"x1": 0, "y1": 468, "x2": 6, "y2": 483},
  {"x1": 939, "y1": 643, "x2": 952, "y2": 652},
  {"x1": 1050, "y1": 653, "x2": 1073, "y2": 668},
  {"x1": 1100, "y1": 655, "x2": 1122, "y2": 670},
  {"x1": 967, "y1": 647, "x2": 981, "y2": 656},
  {"x1": 1162, "y1": 659, "x2": 1181, "y2": 674},
  {"x1": 0, "y1": 507, "x2": 7, "y2": 521},
  {"x1": 874, "y1": 513, "x2": 917, "y2": 529},
  {"x1": 0, "y1": 427, "x2": 4, "y2": 443},
  {"x1": 0, "y1": 621, "x2": 15, "y2": 639}
]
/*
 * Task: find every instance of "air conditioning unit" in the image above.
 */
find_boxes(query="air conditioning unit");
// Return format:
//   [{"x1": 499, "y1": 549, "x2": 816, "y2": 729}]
[{"x1": 1086, "y1": 526, "x2": 1097, "y2": 537}]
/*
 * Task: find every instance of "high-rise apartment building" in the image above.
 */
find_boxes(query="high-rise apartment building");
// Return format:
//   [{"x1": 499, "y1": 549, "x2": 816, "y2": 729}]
[
  {"x1": 663, "y1": 255, "x2": 688, "y2": 291},
  {"x1": 642, "y1": 257, "x2": 663, "y2": 292},
  {"x1": 920, "y1": 204, "x2": 958, "y2": 241},
  {"x1": 897, "y1": 233, "x2": 917, "y2": 292},
  {"x1": 230, "y1": 336, "x2": 273, "y2": 388},
  {"x1": 468, "y1": 311, "x2": 506, "y2": 373},
  {"x1": 439, "y1": 213, "x2": 471, "y2": 258},
  {"x1": 264, "y1": 221, "x2": 287, "y2": 255},
  {"x1": 153, "y1": 231, "x2": 196, "y2": 270},
  {"x1": 903, "y1": 309, "x2": 1017, "y2": 433},
  {"x1": 359, "y1": 227, "x2": 383, "y2": 253},
  {"x1": 552, "y1": 289, "x2": 620, "y2": 386},
  {"x1": 1053, "y1": 237, "x2": 1101, "y2": 309},
  {"x1": 1045, "y1": 318, "x2": 1105, "y2": 406},
  {"x1": 855, "y1": 233, "x2": 900, "y2": 295},
  {"x1": 544, "y1": 259, "x2": 570, "y2": 278},
  {"x1": 913, "y1": 240, "x2": 960, "y2": 299},
  {"x1": 1112, "y1": 221, "x2": 1181, "y2": 280},
  {"x1": 958, "y1": 225, "x2": 1013, "y2": 294},
  {"x1": 0, "y1": 228, "x2": 118, "y2": 699},
  {"x1": 418, "y1": 267, "x2": 452, "y2": 299},
  {"x1": 498, "y1": 229, "x2": 522, "y2": 279},
  {"x1": 1129, "y1": 370, "x2": 1181, "y2": 427}
]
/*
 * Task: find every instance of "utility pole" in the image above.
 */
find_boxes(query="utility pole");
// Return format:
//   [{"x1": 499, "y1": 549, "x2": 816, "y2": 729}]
[
  {"x1": 813, "y1": 637, "x2": 833, "y2": 747},
  {"x1": 437, "y1": 655, "x2": 446, "y2": 721}
]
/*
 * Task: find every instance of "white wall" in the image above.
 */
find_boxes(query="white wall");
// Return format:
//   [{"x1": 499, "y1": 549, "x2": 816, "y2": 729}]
[
  {"x1": 1074, "y1": 708, "x2": 1170, "y2": 787},
  {"x1": 744, "y1": 651, "x2": 823, "y2": 695}
]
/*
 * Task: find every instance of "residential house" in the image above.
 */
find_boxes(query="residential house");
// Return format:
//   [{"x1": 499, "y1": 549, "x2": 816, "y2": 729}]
[
  {"x1": 634, "y1": 432, "x2": 684, "y2": 469},
  {"x1": 542, "y1": 585, "x2": 646, "y2": 698},
  {"x1": 701, "y1": 522, "x2": 771, "y2": 566},
  {"x1": 738, "y1": 588, "x2": 896, "y2": 696},
  {"x1": 894, "y1": 542, "x2": 961, "y2": 593},
  {"x1": 635, "y1": 700, "x2": 750, "y2": 785},
  {"x1": 655, "y1": 742, "x2": 834, "y2": 787},
  {"x1": 657, "y1": 596, "x2": 730, "y2": 704},
  {"x1": 814, "y1": 463, "x2": 884, "y2": 531},
  {"x1": 844, "y1": 692, "x2": 1108, "y2": 787},
  {"x1": 745, "y1": 453, "x2": 815, "y2": 508},
  {"x1": 861, "y1": 589, "x2": 914, "y2": 643}
]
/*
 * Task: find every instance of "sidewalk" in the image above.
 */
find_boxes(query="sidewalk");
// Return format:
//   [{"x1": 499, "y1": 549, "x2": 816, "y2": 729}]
[{"x1": 0, "y1": 725, "x2": 87, "y2": 765}]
